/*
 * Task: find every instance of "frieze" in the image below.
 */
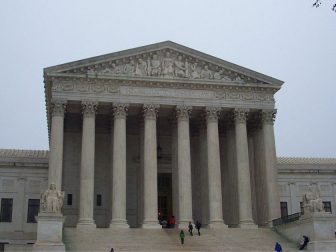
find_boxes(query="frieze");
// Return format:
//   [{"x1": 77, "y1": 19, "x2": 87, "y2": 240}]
[
  {"x1": 51, "y1": 79, "x2": 275, "y2": 104},
  {"x1": 63, "y1": 49, "x2": 264, "y2": 84}
]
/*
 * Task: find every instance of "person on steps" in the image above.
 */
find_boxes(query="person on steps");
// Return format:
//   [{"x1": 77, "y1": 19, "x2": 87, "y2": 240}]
[
  {"x1": 299, "y1": 235, "x2": 309, "y2": 250},
  {"x1": 274, "y1": 242, "x2": 282, "y2": 252},
  {"x1": 195, "y1": 220, "x2": 201, "y2": 236},
  {"x1": 188, "y1": 221, "x2": 193, "y2": 236},
  {"x1": 179, "y1": 230, "x2": 185, "y2": 245}
]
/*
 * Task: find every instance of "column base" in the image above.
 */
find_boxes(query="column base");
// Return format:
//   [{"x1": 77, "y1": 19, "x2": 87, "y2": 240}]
[
  {"x1": 208, "y1": 220, "x2": 228, "y2": 229},
  {"x1": 76, "y1": 218, "x2": 96, "y2": 230},
  {"x1": 238, "y1": 220, "x2": 258, "y2": 229},
  {"x1": 141, "y1": 220, "x2": 161, "y2": 229},
  {"x1": 109, "y1": 219, "x2": 129, "y2": 229}
]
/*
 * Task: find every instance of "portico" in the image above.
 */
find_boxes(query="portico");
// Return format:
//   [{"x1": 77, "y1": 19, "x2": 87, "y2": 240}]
[{"x1": 44, "y1": 41, "x2": 282, "y2": 229}]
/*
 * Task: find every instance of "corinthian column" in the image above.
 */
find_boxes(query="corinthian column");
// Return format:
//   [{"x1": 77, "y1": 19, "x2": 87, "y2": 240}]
[
  {"x1": 261, "y1": 110, "x2": 280, "y2": 224},
  {"x1": 110, "y1": 103, "x2": 129, "y2": 228},
  {"x1": 48, "y1": 99, "x2": 66, "y2": 191},
  {"x1": 176, "y1": 105, "x2": 193, "y2": 227},
  {"x1": 205, "y1": 107, "x2": 226, "y2": 228},
  {"x1": 142, "y1": 104, "x2": 160, "y2": 229},
  {"x1": 77, "y1": 101, "x2": 97, "y2": 229},
  {"x1": 234, "y1": 109, "x2": 257, "y2": 229}
]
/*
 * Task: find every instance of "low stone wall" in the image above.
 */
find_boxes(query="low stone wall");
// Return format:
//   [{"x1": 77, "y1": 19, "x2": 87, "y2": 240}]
[{"x1": 275, "y1": 212, "x2": 336, "y2": 251}]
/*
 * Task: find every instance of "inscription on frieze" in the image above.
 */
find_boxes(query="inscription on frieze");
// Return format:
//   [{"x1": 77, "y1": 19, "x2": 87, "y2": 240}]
[{"x1": 120, "y1": 86, "x2": 214, "y2": 99}]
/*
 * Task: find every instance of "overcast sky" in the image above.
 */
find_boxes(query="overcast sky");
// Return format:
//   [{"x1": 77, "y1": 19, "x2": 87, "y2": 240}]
[{"x1": 0, "y1": 0, "x2": 335, "y2": 157}]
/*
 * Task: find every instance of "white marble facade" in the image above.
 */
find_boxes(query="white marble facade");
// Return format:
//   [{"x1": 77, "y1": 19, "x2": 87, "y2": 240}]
[{"x1": 1, "y1": 41, "x2": 335, "y2": 244}]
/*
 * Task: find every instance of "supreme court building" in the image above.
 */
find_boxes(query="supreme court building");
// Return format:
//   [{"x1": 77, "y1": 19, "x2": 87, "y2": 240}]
[
  {"x1": 2, "y1": 42, "x2": 336, "y2": 250},
  {"x1": 38, "y1": 41, "x2": 282, "y2": 229}
]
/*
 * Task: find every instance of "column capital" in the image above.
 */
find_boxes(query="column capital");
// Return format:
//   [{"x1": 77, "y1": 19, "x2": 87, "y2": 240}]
[
  {"x1": 176, "y1": 105, "x2": 192, "y2": 120},
  {"x1": 113, "y1": 103, "x2": 129, "y2": 119},
  {"x1": 143, "y1": 104, "x2": 159, "y2": 119},
  {"x1": 204, "y1": 107, "x2": 221, "y2": 122},
  {"x1": 81, "y1": 100, "x2": 98, "y2": 117},
  {"x1": 233, "y1": 108, "x2": 249, "y2": 123},
  {"x1": 50, "y1": 99, "x2": 67, "y2": 117},
  {"x1": 260, "y1": 109, "x2": 277, "y2": 125}
]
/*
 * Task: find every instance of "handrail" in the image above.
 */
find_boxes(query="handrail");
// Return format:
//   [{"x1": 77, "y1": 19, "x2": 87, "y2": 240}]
[{"x1": 272, "y1": 212, "x2": 301, "y2": 226}]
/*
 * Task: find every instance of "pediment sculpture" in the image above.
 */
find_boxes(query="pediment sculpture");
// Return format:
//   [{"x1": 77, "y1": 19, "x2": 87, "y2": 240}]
[
  {"x1": 84, "y1": 50, "x2": 247, "y2": 83},
  {"x1": 40, "y1": 183, "x2": 65, "y2": 214},
  {"x1": 302, "y1": 186, "x2": 325, "y2": 214}
]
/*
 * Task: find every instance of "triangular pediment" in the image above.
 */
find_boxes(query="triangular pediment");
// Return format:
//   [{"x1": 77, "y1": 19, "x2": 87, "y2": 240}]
[{"x1": 44, "y1": 41, "x2": 283, "y2": 86}]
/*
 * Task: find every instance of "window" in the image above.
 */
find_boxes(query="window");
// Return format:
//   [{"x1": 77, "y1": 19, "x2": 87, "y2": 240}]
[
  {"x1": 67, "y1": 194, "x2": 72, "y2": 206},
  {"x1": 280, "y1": 202, "x2": 288, "y2": 217},
  {"x1": 0, "y1": 198, "x2": 13, "y2": 222},
  {"x1": 300, "y1": 202, "x2": 304, "y2": 215},
  {"x1": 96, "y1": 194, "x2": 102, "y2": 206},
  {"x1": 27, "y1": 199, "x2": 40, "y2": 223},
  {"x1": 323, "y1": 201, "x2": 332, "y2": 213}
]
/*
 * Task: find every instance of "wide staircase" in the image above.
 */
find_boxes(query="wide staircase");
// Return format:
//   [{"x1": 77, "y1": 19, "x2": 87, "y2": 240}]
[{"x1": 64, "y1": 227, "x2": 297, "y2": 251}]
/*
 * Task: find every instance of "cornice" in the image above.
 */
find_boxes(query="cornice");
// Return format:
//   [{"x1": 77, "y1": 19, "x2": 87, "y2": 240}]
[{"x1": 277, "y1": 157, "x2": 336, "y2": 165}]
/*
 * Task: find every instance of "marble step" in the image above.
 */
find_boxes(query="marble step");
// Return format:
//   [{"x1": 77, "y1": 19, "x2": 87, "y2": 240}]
[{"x1": 64, "y1": 227, "x2": 298, "y2": 251}]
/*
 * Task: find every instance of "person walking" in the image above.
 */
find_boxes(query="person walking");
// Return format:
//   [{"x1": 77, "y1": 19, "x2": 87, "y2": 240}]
[
  {"x1": 274, "y1": 242, "x2": 282, "y2": 252},
  {"x1": 195, "y1": 220, "x2": 201, "y2": 236},
  {"x1": 299, "y1": 235, "x2": 309, "y2": 250},
  {"x1": 188, "y1": 221, "x2": 193, "y2": 236},
  {"x1": 179, "y1": 230, "x2": 185, "y2": 245}
]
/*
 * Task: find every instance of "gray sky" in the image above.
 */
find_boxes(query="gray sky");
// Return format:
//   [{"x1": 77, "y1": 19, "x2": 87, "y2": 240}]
[{"x1": 0, "y1": 0, "x2": 335, "y2": 157}]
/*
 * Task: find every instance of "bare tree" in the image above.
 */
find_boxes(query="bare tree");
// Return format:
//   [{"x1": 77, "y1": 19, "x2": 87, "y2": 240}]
[{"x1": 313, "y1": 0, "x2": 336, "y2": 12}]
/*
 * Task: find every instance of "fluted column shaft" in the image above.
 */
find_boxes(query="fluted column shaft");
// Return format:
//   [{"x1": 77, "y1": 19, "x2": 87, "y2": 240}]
[
  {"x1": 77, "y1": 101, "x2": 97, "y2": 228},
  {"x1": 170, "y1": 118, "x2": 179, "y2": 220},
  {"x1": 110, "y1": 103, "x2": 129, "y2": 228},
  {"x1": 176, "y1": 105, "x2": 193, "y2": 226},
  {"x1": 142, "y1": 104, "x2": 160, "y2": 228},
  {"x1": 48, "y1": 99, "x2": 66, "y2": 190},
  {"x1": 234, "y1": 109, "x2": 257, "y2": 228},
  {"x1": 205, "y1": 107, "x2": 225, "y2": 227},
  {"x1": 261, "y1": 110, "x2": 280, "y2": 223}
]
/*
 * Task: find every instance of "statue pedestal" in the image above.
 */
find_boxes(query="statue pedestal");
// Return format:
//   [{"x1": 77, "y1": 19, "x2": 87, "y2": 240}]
[
  {"x1": 275, "y1": 212, "x2": 336, "y2": 252},
  {"x1": 33, "y1": 213, "x2": 65, "y2": 252},
  {"x1": 301, "y1": 212, "x2": 336, "y2": 251}
]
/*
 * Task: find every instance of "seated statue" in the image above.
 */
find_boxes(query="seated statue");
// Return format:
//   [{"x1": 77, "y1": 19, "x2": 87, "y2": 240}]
[
  {"x1": 302, "y1": 187, "x2": 324, "y2": 214},
  {"x1": 40, "y1": 183, "x2": 65, "y2": 214}
]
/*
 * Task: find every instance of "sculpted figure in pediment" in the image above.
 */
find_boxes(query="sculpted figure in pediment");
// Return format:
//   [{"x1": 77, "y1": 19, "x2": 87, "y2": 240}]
[
  {"x1": 100, "y1": 63, "x2": 123, "y2": 75},
  {"x1": 213, "y1": 70, "x2": 223, "y2": 80},
  {"x1": 149, "y1": 54, "x2": 161, "y2": 76},
  {"x1": 124, "y1": 60, "x2": 136, "y2": 75},
  {"x1": 87, "y1": 67, "x2": 96, "y2": 75},
  {"x1": 190, "y1": 63, "x2": 200, "y2": 79},
  {"x1": 234, "y1": 75, "x2": 244, "y2": 83},
  {"x1": 135, "y1": 58, "x2": 148, "y2": 76},
  {"x1": 174, "y1": 55, "x2": 188, "y2": 78},
  {"x1": 162, "y1": 52, "x2": 175, "y2": 78},
  {"x1": 200, "y1": 65, "x2": 213, "y2": 79}
]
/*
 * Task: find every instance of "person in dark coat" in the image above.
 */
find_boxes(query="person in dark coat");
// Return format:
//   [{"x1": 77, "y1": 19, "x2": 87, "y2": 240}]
[
  {"x1": 188, "y1": 221, "x2": 193, "y2": 236},
  {"x1": 299, "y1": 235, "x2": 309, "y2": 250},
  {"x1": 179, "y1": 230, "x2": 185, "y2": 245},
  {"x1": 274, "y1": 242, "x2": 282, "y2": 252},
  {"x1": 195, "y1": 220, "x2": 201, "y2": 236}
]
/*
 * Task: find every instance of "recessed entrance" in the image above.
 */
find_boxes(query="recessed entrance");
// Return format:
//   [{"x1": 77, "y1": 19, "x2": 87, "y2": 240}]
[{"x1": 158, "y1": 173, "x2": 172, "y2": 222}]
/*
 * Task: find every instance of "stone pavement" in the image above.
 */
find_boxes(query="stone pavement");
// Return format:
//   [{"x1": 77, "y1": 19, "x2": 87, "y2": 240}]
[{"x1": 64, "y1": 227, "x2": 298, "y2": 251}]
